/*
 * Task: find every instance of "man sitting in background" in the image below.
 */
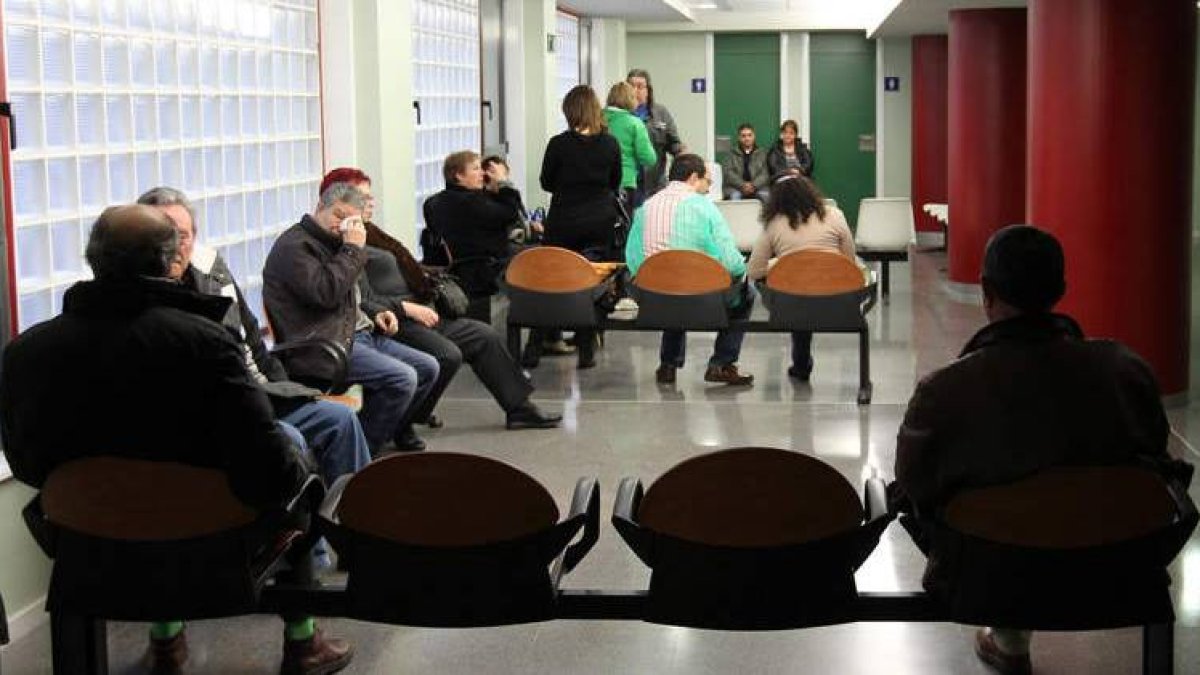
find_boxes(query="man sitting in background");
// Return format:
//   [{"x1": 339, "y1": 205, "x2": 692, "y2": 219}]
[
  {"x1": 138, "y1": 186, "x2": 371, "y2": 485},
  {"x1": 720, "y1": 123, "x2": 770, "y2": 202},
  {"x1": 0, "y1": 205, "x2": 352, "y2": 674},
  {"x1": 892, "y1": 225, "x2": 1171, "y2": 675},
  {"x1": 625, "y1": 154, "x2": 755, "y2": 386}
]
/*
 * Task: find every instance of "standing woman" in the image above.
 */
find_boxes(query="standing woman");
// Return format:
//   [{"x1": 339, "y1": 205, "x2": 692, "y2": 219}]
[
  {"x1": 766, "y1": 119, "x2": 814, "y2": 179},
  {"x1": 626, "y1": 68, "x2": 685, "y2": 202},
  {"x1": 747, "y1": 176, "x2": 855, "y2": 382},
  {"x1": 540, "y1": 84, "x2": 622, "y2": 260},
  {"x1": 603, "y1": 81, "x2": 657, "y2": 213}
]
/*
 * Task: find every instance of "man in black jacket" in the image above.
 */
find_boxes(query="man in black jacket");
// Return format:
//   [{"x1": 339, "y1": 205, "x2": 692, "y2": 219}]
[
  {"x1": 264, "y1": 182, "x2": 439, "y2": 454},
  {"x1": 138, "y1": 186, "x2": 370, "y2": 483},
  {"x1": 0, "y1": 205, "x2": 352, "y2": 674}
]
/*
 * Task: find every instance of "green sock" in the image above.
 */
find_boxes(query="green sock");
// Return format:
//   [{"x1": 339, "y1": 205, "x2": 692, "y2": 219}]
[
  {"x1": 150, "y1": 621, "x2": 184, "y2": 640},
  {"x1": 285, "y1": 617, "x2": 316, "y2": 641}
]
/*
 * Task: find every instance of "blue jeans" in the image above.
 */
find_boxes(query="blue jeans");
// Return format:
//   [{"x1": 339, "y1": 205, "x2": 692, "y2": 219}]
[
  {"x1": 726, "y1": 188, "x2": 769, "y2": 203},
  {"x1": 659, "y1": 282, "x2": 755, "y2": 368},
  {"x1": 348, "y1": 331, "x2": 440, "y2": 452},
  {"x1": 280, "y1": 399, "x2": 371, "y2": 483}
]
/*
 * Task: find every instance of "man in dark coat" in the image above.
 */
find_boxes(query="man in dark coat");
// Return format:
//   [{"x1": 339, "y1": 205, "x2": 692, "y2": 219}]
[
  {"x1": 0, "y1": 205, "x2": 352, "y2": 674},
  {"x1": 892, "y1": 225, "x2": 1171, "y2": 675}
]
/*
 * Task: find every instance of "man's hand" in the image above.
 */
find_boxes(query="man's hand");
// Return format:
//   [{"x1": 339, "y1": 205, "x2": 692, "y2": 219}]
[
  {"x1": 402, "y1": 301, "x2": 439, "y2": 328},
  {"x1": 484, "y1": 162, "x2": 509, "y2": 184},
  {"x1": 374, "y1": 310, "x2": 399, "y2": 335},
  {"x1": 342, "y1": 217, "x2": 367, "y2": 248}
]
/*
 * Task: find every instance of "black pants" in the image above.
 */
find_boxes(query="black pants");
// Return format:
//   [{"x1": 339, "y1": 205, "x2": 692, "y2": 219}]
[{"x1": 394, "y1": 315, "x2": 533, "y2": 417}]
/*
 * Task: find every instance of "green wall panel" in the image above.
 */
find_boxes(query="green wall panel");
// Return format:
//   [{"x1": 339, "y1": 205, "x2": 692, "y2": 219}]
[
  {"x1": 810, "y1": 33, "x2": 876, "y2": 227},
  {"x1": 715, "y1": 34, "x2": 780, "y2": 166}
]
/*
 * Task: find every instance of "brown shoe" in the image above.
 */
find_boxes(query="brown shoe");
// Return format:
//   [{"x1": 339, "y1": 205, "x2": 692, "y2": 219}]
[
  {"x1": 704, "y1": 364, "x2": 754, "y2": 386},
  {"x1": 280, "y1": 628, "x2": 354, "y2": 675},
  {"x1": 655, "y1": 364, "x2": 676, "y2": 384},
  {"x1": 974, "y1": 628, "x2": 1032, "y2": 675},
  {"x1": 148, "y1": 631, "x2": 188, "y2": 674}
]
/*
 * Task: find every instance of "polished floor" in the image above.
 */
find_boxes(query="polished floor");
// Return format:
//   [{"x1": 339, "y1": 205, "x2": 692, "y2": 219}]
[{"x1": 4, "y1": 247, "x2": 1200, "y2": 674}]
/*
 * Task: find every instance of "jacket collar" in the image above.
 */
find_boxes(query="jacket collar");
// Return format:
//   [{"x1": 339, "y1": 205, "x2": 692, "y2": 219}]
[
  {"x1": 960, "y1": 312, "x2": 1085, "y2": 357},
  {"x1": 62, "y1": 277, "x2": 232, "y2": 323},
  {"x1": 299, "y1": 213, "x2": 343, "y2": 251}
]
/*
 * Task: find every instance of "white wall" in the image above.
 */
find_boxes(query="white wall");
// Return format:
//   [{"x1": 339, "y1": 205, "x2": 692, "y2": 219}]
[
  {"x1": 783, "y1": 32, "x2": 811, "y2": 143},
  {"x1": 0, "y1": 480, "x2": 51, "y2": 643},
  {"x1": 877, "y1": 36, "x2": 912, "y2": 198},
  {"x1": 627, "y1": 32, "x2": 714, "y2": 161},
  {"x1": 591, "y1": 18, "x2": 627, "y2": 91}
]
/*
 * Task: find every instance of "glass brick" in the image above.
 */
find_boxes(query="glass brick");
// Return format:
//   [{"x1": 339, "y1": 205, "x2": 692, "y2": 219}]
[
  {"x1": 16, "y1": 225, "x2": 50, "y2": 285},
  {"x1": 6, "y1": 25, "x2": 40, "y2": 86},
  {"x1": 46, "y1": 158, "x2": 78, "y2": 213},
  {"x1": 13, "y1": 160, "x2": 46, "y2": 217},
  {"x1": 78, "y1": 155, "x2": 107, "y2": 209}
]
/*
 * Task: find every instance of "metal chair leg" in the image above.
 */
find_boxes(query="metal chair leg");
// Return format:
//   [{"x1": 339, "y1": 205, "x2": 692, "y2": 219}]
[
  {"x1": 856, "y1": 328, "x2": 872, "y2": 405},
  {"x1": 51, "y1": 612, "x2": 108, "y2": 675}
]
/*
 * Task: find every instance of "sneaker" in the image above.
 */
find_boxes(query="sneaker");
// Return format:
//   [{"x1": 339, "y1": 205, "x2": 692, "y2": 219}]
[
  {"x1": 280, "y1": 628, "x2": 354, "y2": 675},
  {"x1": 614, "y1": 297, "x2": 638, "y2": 312},
  {"x1": 541, "y1": 339, "x2": 576, "y2": 355},
  {"x1": 704, "y1": 364, "x2": 754, "y2": 386},
  {"x1": 148, "y1": 631, "x2": 188, "y2": 674},
  {"x1": 655, "y1": 365, "x2": 677, "y2": 384},
  {"x1": 974, "y1": 628, "x2": 1032, "y2": 675}
]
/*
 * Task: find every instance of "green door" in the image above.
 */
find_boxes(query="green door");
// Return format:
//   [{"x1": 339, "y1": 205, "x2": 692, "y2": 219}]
[
  {"x1": 714, "y1": 34, "x2": 780, "y2": 169},
  {"x1": 810, "y1": 33, "x2": 876, "y2": 228}
]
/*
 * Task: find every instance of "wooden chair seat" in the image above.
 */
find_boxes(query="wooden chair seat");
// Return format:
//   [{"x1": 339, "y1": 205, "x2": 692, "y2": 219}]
[
  {"x1": 633, "y1": 250, "x2": 731, "y2": 295},
  {"x1": 42, "y1": 457, "x2": 256, "y2": 541},
  {"x1": 765, "y1": 250, "x2": 866, "y2": 296},
  {"x1": 506, "y1": 246, "x2": 600, "y2": 293}
]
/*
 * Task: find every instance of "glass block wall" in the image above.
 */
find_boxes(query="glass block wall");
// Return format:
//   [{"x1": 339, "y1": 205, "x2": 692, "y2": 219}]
[
  {"x1": 412, "y1": 0, "x2": 479, "y2": 238},
  {"x1": 3, "y1": 0, "x2": 322, "y2": 330},
  {"x1": 554, "y1": 11, "x2": 578, "y2": 133}
]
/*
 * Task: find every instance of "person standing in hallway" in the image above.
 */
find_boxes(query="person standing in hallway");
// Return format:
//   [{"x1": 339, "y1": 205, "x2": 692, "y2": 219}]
[
  {"x1": 747, "y1": 176, "x2": 856, "y2": 381},
  {"x1": 603, "y1": 81, "x2": 658, "y2": 217},
  {"x1": 892, "y1": 225, "x2": 1174, "y2": 675},
  {"x1": 766, "y1": 119, "x2": 814, "y2": 179},
  {"x1": 627, "y1": 68, "x2": 686, "y2": 203},
  {"x1": 721, "y1": 123, "x2": 771, "y2": 202}
]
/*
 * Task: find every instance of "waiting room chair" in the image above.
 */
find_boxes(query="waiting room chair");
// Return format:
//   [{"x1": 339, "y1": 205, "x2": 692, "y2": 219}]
[
  {"x1": 630, "y1": 250, "x2": 735, "y2": 331},
  {"x1": 854, "y1": 198, "x2": 915, "y2": 302},
  {"x1": 504, "y1": 246, "x2": 610, "y2": 358},
  {"x1": 23, "y1": 457, "x2": 322, "y2": 675},
  {"x1": 317, "y1": 452, "x2": 599, "y2": 627},
  {"x1": 761, "y1": 250, "x2": 878, "y2": 403},
  {"x1": 612, "y1": 447, "x2": 891, "y2": 630},
  {"x1": 715, "y1": 200, "x2": 763, "y2": 254},
  {"x1": 904, "y1": 462, "x2": 1197, "y2": 674}
]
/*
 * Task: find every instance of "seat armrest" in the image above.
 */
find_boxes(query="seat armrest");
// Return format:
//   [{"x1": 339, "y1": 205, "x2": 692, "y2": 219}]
[
  {"x1": 864, "y1": 478, "x2": 889, "y2": 523},
  {"x1": 612, "y1": 477, "x2": 644, "y2": 527},
  {"x1": 317, "y1": 474, "x2": 355, "y2": 525},
  {"x1": 273, "y1": 338, "x2": 350, "y2": 394},
  {"x1": 21, "y1": 494, "x2": 56, "y2": 557},
  {"x1": 285, "y1": 474, "x2": 326, "y2": 516},
  {"x1": 560, "y1": 477, "x2": 600, "y2": 575},
  {"x1": 861, "y1": 272, "x2": 879, "y2": 315}
]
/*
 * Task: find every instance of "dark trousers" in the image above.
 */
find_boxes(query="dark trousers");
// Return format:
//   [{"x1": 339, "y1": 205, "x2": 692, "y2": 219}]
[
  {"x1": 659, "y1": 282, "x2": 755, "y2": 368},
  {"x1": 395, "y1": 316, "x2": 533, "y2": 415}
]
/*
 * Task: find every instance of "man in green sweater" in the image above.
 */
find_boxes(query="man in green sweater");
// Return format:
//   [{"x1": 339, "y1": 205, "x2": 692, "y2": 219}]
[{"x1": 625, "y1": 154, "x2": 755, "y2": 386}]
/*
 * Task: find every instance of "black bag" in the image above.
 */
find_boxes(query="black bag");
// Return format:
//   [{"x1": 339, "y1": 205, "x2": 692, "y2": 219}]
[{"x1": 429, "y1": 273, "x2": 470, "y2": 320}]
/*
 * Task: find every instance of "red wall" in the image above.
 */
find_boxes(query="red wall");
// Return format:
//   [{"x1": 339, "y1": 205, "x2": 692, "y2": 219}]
[{"x1": 911, "y1": 35, "x2": 948, "y2": 235}]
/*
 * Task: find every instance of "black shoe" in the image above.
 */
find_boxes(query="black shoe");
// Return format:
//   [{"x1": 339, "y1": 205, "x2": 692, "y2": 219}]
[
  {"x1": 577, "y1": 355, "x2": 596, "y2": 369},
  {"x1": 655, "y1": 365, "x2": 676, "y2": 384},
  {"x1": 393, "y1": 425, "x2": 426, "y2": 452},
  {"x1": 506, "y1": 402, "x2": 562, "y2": 429},
  {"x1": 423, "y1": 414, "x2": 444, "y2": 429},
  {"x1": 787, "y1": 366, "x2": 811, "y2": 382}
]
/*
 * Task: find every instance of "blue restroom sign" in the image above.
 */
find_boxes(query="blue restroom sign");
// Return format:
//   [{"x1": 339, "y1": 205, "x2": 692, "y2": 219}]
[
  {"x1": 884, "y1": 76, "x2": 900, "y2": 92},
  {"x1": 691, "y1": 78, "x2": 706, "y2": 93}
]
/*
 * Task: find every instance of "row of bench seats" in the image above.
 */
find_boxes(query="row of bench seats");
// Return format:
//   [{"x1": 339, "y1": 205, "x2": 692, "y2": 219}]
[
  {"x1": 505, "y1": 247, "x2": 878, "y2": 403},
  {"x1": 22, "y1": 449, "x2": 1197, "y2": 674}
]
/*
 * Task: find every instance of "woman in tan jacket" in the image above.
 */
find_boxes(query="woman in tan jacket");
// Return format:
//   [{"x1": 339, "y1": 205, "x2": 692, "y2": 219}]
[{"x1": 748, "y1": 175, "x2": 855, "y2": 380}]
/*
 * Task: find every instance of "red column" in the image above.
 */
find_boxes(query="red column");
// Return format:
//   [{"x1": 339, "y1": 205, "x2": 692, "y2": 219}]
[
  {"x1": 1028, "y1": 0, "x2": 1195, "y2": 394},
  {"x1": 947, "y1": 9, "x2": 1026, "y2": 284},
  {"x1": 911, "y1": 35, "x2": 948, "y2": 236}
]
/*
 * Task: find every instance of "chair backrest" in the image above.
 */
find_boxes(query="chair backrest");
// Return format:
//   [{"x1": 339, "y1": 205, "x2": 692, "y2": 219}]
[
  {"x1": 633, "y1": 250, "x2": 731, "y2": 295},
  {"x1": 715, "y1": 200, "x2": 763, "y2": 253},
  {"x1": 706, "y1": 161, "x2": 723, "y2": 202},
  {"x1": 766, "y1": 250, "x2": 866, "y2": 296},
  {"x1": 639, "y1": 447, "x2": 864, "y2": 547},
  {"x1": 854, "y1": 198, "x2": 915, "y2": 250},
  {"x1": 338, "y1": 453, "x2": 560, "y2": 546},
  {"x1": 505, "y1": 246, "x2": 599, "y2": 293},
  {"x1": 42, "y1": 457, "x2": 256, "y2": 541},
  {"x1": 944, "y1": 465, "x2": 1177, "y2": 549}
]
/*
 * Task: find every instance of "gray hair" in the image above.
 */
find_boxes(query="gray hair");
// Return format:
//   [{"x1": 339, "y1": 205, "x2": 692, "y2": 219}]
[
  {"x1": 317, "y1": 182, "x2": 368, "y2": 211},
  {"x1": 136, "y1": 186, "x2": 198, "y2": 232},
  {"x1": 85, "y1": 205, "x2": 179, "y2": 281}
]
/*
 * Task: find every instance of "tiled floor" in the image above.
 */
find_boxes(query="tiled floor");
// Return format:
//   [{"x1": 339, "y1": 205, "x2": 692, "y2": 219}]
[{"x1": 3, "y1": 247, "x2": 1199, "y2": 674}]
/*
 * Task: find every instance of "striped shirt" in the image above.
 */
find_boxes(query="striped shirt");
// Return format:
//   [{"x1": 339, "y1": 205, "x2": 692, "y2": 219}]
[{"x1": 625, "y1": 181, "x2": 746, "y2": 283}]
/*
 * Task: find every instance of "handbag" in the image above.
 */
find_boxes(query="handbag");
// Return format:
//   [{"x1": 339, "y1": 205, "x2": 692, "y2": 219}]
[{"x1": 429, "y1": 272, "x2": 469, "y2": 320}]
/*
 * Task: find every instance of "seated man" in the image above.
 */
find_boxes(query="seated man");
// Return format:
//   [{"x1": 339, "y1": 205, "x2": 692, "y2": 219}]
[
  {"x1": 138, "y1": 186, "x2": 371, "y2": 484},
  {"x1": 264, "y1": 182, "x2": 439, "y2": 454},
  {"x1": 720, "y1": 123, "x2": 770, "y2": 202},
  {"x1": 892, "y1": 225, "x2": 1171, "y2": 675},
  {"x1": 315, "y1": 167, "x2": 560, "y2": 430},
  {"x1": 422, "y1": 150, "x2": 524, "y2": 298},
  {"x1": 625, "y1": 153, "x2": 755, "y2": 386},
  {"x1": 0, "y1": 205, "x2": 352, "y2": 674}
]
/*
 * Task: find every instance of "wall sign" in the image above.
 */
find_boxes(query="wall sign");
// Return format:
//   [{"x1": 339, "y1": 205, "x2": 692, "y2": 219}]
[
  {"x1": 884, "y1": 76, "x2": 901, "y2": 92},
  {"x1": 691, "y1": 78, "x2": 707, "y2": 93}
]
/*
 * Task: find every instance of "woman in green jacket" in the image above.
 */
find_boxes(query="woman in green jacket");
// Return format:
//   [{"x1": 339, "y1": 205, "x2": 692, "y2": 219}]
[{"x1": 603, "y1": 82, "x2": 657, "y2": 211}]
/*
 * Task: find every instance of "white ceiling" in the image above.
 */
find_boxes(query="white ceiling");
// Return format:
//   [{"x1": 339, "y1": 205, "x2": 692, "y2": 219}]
[
  {"x1": 871, "y1": 0, "x2": 1028, "y2": 37},
  {"x1": 556, "y1": 0, "x2": 694, "y2": 21}
]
